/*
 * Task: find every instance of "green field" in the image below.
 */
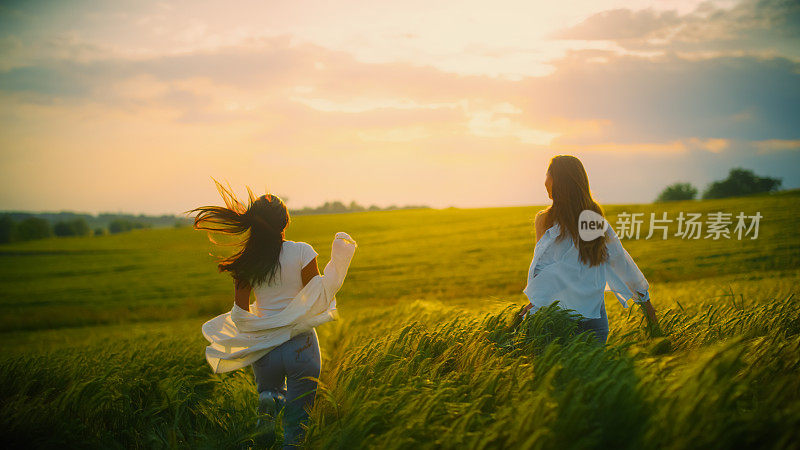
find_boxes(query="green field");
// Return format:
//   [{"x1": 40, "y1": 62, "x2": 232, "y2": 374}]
[{"x1": 1, "y1": 191, "x2": 799, "y2": 448}]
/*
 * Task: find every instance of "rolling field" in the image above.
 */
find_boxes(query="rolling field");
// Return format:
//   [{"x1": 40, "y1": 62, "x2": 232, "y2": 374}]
[{"x1": 1, "y1": 190, "x2": 799, "y2": 449}]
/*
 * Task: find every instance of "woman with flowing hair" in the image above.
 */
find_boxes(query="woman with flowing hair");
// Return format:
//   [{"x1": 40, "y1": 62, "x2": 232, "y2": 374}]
[
  {"x1": 520, "y1": 155, "x2": 658, "y2": 344},
  {"x1": 187, "y1": 179, "x2": 357, "y2": 448}
]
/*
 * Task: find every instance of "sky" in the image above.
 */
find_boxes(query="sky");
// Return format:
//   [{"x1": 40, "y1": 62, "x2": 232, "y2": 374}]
[{"x1": 0, "y1": 0, "x2": 799, "y2": 215}]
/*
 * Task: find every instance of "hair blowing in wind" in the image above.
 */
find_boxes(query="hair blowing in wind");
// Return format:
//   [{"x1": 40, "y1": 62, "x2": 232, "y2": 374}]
[{"x1": 186, "y1": 178, "x2": 289, "y2": 288}]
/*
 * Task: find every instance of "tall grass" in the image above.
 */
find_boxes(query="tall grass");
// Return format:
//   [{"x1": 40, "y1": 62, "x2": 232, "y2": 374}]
[
  {"x1": 307, "y1": 295, "x2": 800, "y2": 449},
  {"x1": 1, "y1": 288, "x2": 798, "y2": 448}
]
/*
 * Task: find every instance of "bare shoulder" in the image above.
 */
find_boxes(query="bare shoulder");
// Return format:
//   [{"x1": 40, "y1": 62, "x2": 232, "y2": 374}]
[{"x1": 534, "y1": 209, "x2": 549, "y2": 242}]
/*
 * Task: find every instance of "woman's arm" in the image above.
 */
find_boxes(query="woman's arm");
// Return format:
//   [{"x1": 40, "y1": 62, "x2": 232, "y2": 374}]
[
  {"x1": 605, "y1": 227, "x2": 649, "y2": 300},
  {"x1": 234, "y1": 278, "x2": 252, "y2": 311},
  {"x1": 301, "y1": 257, "x2": 320, "y2": 287},
  {"x1": 521, "y1": 210, "x2": 549, "y2": 318},
  {"x1": 606, "y1": 227, "x2": 661, "y2": 332}
]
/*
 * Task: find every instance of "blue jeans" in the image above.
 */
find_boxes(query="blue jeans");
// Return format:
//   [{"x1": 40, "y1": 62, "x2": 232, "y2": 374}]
[
  {"x1": 577, "y1": 302, "x2": 609, "y2": 345},
  {"x1": 252, "y1": 329, "x2": 321, "y2": 448}
]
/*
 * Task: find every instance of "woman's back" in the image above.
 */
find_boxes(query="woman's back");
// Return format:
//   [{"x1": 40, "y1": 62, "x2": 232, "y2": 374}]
[
  {"x1": 526, "y1": 223, "x2": 606, "y2": 318},
  {"x1": 524, "y1": 222, "x2": 649, "y2": 319},
  {"x1": 253, "y1": 240, "x2": 318, "y2": 316},
  {"x1": 520, "y1": 154, "x2": 657, "y2": 342}
]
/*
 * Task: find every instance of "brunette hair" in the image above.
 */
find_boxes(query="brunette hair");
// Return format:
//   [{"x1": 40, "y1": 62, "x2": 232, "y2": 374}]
[
  {"x1": 186, "y1": 178, "x2": 289, "y2": 287},
  {"x1": 542, "y1": 155, "x2": 608, "y2": 266}
]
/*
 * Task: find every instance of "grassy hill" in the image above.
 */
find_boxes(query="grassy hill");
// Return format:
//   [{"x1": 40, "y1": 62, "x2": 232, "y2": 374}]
[
  {"x1": 0, "y1": 191, "x2": 799, "y2": 448},
  {"x1": 2, "y1": 190, "x2": 798, "y2": 331}
]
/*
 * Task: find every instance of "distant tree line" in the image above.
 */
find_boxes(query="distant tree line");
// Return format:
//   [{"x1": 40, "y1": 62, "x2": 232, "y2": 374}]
[
  {"x1": 290, "y1": 201, "x2": 429, "y2": 215},
  {"x1": 0, "y1": 212, "x2": 189, "y2": 245},
  {"x1": 0, "y1": 216, "x2": 53, "y2": 243},
  {"x1": 0, "y1": 202, "x2": 429, "y2": 244},
  {"x1": 54, "y1": 218, "x2": 92, "y2": 237},
  {"x1": 1, "y1": 211, "x2": 191, "y2": 230},
  {"x1": 655, "y1": 168, "x2": 783, "y2": 202},
  {"x1": 107, "y1": 219, "x2": 150, "y2": 234}
]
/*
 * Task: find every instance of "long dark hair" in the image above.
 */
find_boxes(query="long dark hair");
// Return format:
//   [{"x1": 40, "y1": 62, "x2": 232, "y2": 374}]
[
  {"x1": 186, "y1": 178, "x2": 289, "y2": 287},
  {"x1": 543, "y1": 155, "x2": 608, "y2": 267}
]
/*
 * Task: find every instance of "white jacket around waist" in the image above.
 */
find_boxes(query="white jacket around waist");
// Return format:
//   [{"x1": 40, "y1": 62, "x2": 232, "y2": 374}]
[{"x1": 201, "y1": 232, "x2": 357, "y2": 373}]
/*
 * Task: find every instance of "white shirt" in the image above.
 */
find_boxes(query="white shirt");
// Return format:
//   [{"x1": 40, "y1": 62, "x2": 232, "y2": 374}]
[
  {"x1": 523, "y1": 223, "x2": 649, "y2": 319},
  {"x1": 253, "y1": 240, "x2": 318, "y2": 316},
  {"x1": 202, "y1": 232, "x2": 357, "y2": 373}
]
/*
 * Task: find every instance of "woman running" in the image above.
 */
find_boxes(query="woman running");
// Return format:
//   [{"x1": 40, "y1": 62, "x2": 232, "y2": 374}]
[{"x1": 189, "y1": 180, "x2": 356, "y2": 447}]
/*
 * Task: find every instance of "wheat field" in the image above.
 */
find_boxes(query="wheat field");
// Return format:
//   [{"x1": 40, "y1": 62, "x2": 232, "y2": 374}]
[{"x1": 1, "y1": 191, "x2": 799, "y2": 449}]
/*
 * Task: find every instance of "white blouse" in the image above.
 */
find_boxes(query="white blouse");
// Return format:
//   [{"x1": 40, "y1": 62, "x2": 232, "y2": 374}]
[
  {"x1": 523, "y1": 223, "x2": 649, "y2": 319},
  {"x1": 252, "y1": 240, "x2": 319, "y2": 316}
]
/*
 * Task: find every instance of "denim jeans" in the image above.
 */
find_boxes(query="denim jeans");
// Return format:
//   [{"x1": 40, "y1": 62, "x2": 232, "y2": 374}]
[
  {"x1": 252, "y1": 328, "x2": 321, "y2": 448},
  {"x1": 577, "y1": 302, "x2": 610, "y2": 345}
]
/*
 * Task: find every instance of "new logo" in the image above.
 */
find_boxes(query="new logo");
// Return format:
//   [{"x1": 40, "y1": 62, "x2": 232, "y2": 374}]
[{"x1": 578, "y1": 210, "x2": 608, "y2": 241}]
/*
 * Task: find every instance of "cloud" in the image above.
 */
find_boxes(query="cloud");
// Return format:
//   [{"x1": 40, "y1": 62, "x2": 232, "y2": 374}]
[
  {"x1": 524, "y1": 51, "x2": 800, "y2": 143},
  {"x1": 1, "y1": 0, "x2": 799, "y2": 212},
  {"x1": 552, "y1": 0, "x2": 800, "y2": 59},
  {"x1": 755, "y1": 139, "x2": 800, "y2": 153},
  {"x1": 2, "y1": 34, "x2": 798, "y2": 143},
  {"x1": 552, "y1": 8, "x2": 682, "y2": 41}
]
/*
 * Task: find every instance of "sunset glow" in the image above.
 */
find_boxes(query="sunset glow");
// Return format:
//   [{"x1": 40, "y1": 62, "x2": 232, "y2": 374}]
[{"x1": 1, "y1": 0, "x2": 798, "y2": 214}]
